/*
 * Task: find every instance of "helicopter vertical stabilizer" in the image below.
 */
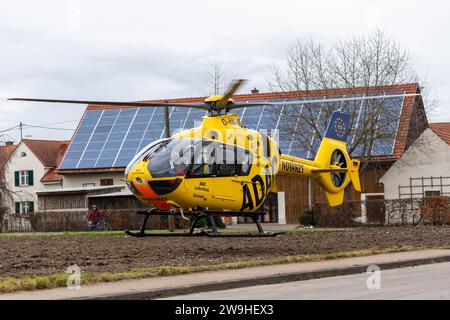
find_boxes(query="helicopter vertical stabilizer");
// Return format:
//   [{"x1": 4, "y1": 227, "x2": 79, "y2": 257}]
[{"x1": 312, "y1": 111, "x2": 361, "y2": 206}]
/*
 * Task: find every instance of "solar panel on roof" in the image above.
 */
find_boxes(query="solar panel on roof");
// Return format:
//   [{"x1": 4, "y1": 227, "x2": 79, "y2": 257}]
[{"x1": 59, "y1": 93, "x2": 405, "y2": 170}]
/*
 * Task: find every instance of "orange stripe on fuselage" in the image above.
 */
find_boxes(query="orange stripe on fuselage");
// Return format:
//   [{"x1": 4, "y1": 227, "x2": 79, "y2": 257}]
[{"x1": 133, "y1": 181, "x2": 171, "y2": 210}]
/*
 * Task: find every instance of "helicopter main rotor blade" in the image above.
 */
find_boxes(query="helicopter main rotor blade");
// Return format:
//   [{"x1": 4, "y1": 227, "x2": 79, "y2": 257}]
[
  {"x1": 227, "y1": 93, "x2": 421, "y2": 110},
  {"x1": 217, "y1": 79, "x2": 246, "y2": 110},
  {"x1": 8, "y1": 98, "x2": 210, "y2": 110}
]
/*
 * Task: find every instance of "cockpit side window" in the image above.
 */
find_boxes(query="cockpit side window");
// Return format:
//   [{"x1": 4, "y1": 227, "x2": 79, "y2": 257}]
[
  {"x1": 260, "y1": 132, "x2": 271, "y2": 159},
  {"x1": 189, "y1": 141, "x2": 217, "y2": 177},
  {"x1": 187, "y1": 140, "x2": 253, "y2": 178},
  {"x1": 236, "y1": 147, "x2": 252, "y2": 176}
]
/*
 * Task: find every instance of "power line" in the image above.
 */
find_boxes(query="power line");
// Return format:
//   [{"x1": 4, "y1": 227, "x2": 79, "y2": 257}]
[
  {"x1": 22, "y1": 124, "x2": 75, "y2": 131},
  {"x1": 36, "y1": 119, "x2": 80, "y2": 127},
  {"x1": 0, "y1": 121, "x2": 76, "y2": 134},
  {"x1": 0, "y1": 125, "x2": 20, "y2": 135}
]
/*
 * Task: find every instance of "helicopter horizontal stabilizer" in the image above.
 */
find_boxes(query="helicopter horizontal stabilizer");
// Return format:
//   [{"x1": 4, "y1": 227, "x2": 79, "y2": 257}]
[
  {"x1": 324, "y1": 190, "x2": 345, "y2": 208},
  {"x1": 311, "y1": 168, "x2": 348, "y2": 173}
]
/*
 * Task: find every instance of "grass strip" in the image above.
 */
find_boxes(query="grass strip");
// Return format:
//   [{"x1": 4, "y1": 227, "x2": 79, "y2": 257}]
[{"x1": 0, "y1": 245, "x2": 429, "y2": 293}]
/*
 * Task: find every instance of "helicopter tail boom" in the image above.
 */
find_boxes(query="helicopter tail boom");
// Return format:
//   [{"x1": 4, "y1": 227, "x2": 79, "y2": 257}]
[{"x1": 278, "y1": 111, "x2": 361, "y2": 207}]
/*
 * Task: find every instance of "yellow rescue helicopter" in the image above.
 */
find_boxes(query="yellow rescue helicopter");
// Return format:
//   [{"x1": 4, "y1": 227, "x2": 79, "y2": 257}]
[{"x1": 8, "y1": 80, "x2": 417, "y2": 237}]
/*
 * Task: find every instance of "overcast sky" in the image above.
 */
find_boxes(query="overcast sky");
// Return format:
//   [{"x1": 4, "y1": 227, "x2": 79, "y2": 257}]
[{"x1": 0, "y1": 0, "x2": 449, "y2": 142}]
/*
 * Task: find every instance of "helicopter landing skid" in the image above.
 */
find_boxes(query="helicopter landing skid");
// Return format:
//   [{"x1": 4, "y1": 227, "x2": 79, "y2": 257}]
[{"x1": 124, "y1": 209, "x2": 285, "y2": 238}]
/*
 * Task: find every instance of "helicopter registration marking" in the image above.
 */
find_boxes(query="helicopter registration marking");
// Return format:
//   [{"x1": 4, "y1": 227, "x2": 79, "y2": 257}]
[
  {"x1": 281, "y1": 160, "x2": 304, "y2": 174},
  {"x1": 221, "y1": 118, "x2": 238, "y2": 126}
]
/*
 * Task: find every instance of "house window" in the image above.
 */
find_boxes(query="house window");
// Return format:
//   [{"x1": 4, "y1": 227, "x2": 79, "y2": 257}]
[
  {"x1": 100, "y1": 179, "x2": 114, "y2": 186},
  {"x1": 82, "y1": 183, "x2": 96, "y2": 188},
  {"x1": 20, "y1": 171, "x2": 29, "y2": 186},
  {"x1": 425, "y1": 190, "x2": 441, "y2": 197},
  {"x1": 15, "y1": 170, "x2": 34, "y2": 187},
  {"x1": 15, "y1": 201, "x2": 34, "y2": 214}
]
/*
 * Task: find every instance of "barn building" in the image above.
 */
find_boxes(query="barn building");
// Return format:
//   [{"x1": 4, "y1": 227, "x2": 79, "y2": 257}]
[{"x1": 47, "y1": 83, "x2": 427, "y2": 225}]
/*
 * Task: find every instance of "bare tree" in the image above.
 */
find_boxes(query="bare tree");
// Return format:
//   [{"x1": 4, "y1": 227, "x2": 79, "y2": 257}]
[
  {"x1": 269, "y1": 30, "x2": 432, "y2": 172},
  {"x1": 206, "y1": 62, "x2": 226, "y2": 95}
]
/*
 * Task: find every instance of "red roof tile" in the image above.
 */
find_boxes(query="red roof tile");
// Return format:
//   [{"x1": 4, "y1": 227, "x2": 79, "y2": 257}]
[
  {"x1": 22, "y1": 139, "x2": 69, "y2": 168},
  {"x1": 20, "y1": 139, "x2": 69, "y2": 182},
  {"x1": 430, "y1": 122, "x2": 450, "y2": 145},
  {"x1": 0, "y1": 144, "x2": 17, "y2": 169}
]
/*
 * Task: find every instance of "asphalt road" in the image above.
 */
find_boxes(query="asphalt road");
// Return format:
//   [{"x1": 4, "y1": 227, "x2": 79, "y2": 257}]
[{"x1": 164, "y1": 262, "x2": 450, "y2": 300}]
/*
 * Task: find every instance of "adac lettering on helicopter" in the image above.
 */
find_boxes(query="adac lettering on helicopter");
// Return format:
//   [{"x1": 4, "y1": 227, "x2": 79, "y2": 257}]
[
  {"x1": 281, "y1": 160, "x2": 303, "y2": 174},
  {"x1": 195, "y1": 182, "x2": 210, "y2": 192},
  {"x1": 193, "y1": 193, "x2": 208, "y2": 201},
  {"x1": 240, "y1": 165, "x2": 275, "y2": 211}
]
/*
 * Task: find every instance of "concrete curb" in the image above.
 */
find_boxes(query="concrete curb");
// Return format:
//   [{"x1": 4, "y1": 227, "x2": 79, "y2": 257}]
[{"x1": 83, "y1": 254, "x2": 450, "y2": 300}]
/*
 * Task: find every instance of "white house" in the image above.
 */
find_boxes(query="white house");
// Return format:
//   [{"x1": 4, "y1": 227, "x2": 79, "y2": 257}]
[
  {"x1": 380, "y1": 127, "x2": 450, "y2": 200},
  {"x1": 3, "y1": 139, "x2": 69, "y2": 215},
  {"x1": 379, "y1": 125, "x2": 450, "y2": 224},
  {"x1": 61, "y1": 172, "x2": 125, "y2": 188}
]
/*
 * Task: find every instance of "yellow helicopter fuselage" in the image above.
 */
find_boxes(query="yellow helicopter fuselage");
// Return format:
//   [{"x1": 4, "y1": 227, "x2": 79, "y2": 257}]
[{"x1": 125, "y1": 112, "x2": 361, "y2": 214}]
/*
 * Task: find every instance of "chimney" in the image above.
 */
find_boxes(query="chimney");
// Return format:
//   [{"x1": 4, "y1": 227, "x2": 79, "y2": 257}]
[
  {"x1": 251, "y1": 87, "x2": 259, "y2": 94},
  {"x1": 5, "y1": 141, "x2": 14, "y2": 146}
]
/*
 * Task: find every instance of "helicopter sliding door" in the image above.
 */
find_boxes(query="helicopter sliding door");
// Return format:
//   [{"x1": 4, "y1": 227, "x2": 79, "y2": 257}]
[{"x1": 183, "y1": 140, "x2": 253, "y2": 211}]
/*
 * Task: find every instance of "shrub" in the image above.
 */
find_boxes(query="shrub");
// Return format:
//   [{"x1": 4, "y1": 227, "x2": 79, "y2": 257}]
[
  {"x1": 298, "y1": 209, "x2": 315, "y2": 226},
  {"x1": 312, "y1": 202, "x2": 359, "y2": 227},
  {"x1": 420, "y1": 196, "x2": 450, "y2": 225}
]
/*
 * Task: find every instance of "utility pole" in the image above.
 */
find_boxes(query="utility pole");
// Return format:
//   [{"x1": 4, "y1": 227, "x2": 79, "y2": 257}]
[
  {"x1": 19, "y1": 122, "x2": 23, "y2": 140},
  {"x1": 164, "y1": 105, "x2": 175, "y2": 232}
]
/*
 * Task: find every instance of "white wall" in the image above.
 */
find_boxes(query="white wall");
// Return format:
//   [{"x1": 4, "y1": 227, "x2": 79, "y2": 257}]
[
  {"x1": 380, "y1": 129, "x2": 450, "y2": 200},
  {"x1": 62, "y1": 172, "x2": 125, "y2": 188},
  {"x1": 4, "y1": 143, "x2": 54, "y2": 213}
]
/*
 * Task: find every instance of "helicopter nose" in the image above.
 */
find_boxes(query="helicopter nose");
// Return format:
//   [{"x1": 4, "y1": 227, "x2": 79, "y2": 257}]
[
  {"x1": 127, "y1": 177, "x2": 172, "y2": 211},
  {"x1": 135, "y1": 176, "x2": 143, "y2": 184}
]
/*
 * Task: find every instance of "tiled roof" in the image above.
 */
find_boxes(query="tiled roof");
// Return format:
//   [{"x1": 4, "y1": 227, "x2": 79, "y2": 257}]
[
  {"x1": 41, "y1": 167, "x2": 64, "y2": 183},
  {"x1": 22, "y1": 139, "x2": 69, "y2": 167},
  {"x1": 20, "y1": 139, "x2": 69, "y2": 182},
  {"x1": 0, "y1": 144, "x2": 17, "y2": 169},
  {"x1": 59, "y1": 83, "x2": 424, "y2": 174},
  {"x1": 430, "y1": 122, "x2": 450, "y2": 145}
]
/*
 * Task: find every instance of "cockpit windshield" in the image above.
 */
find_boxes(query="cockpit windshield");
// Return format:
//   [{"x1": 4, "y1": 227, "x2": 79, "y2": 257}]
[{"x1": 124, "y1": 139, "x2": 168, "y2": 176}]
